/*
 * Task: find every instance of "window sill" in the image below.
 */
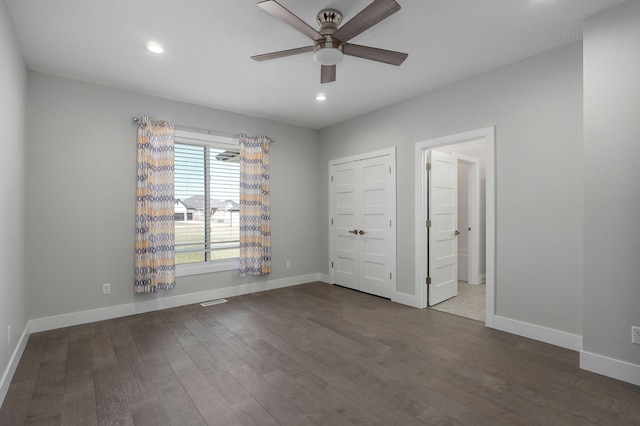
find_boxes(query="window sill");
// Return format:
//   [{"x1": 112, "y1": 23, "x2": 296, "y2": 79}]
[{"x1": 176, "y1": 259, "x2": 240, "y2": 277}]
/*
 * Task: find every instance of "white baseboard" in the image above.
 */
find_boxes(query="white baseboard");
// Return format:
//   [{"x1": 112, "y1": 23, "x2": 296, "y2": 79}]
[
  {"x1": 392, "y1": 291, "x2": 422, "y2": 308},
  {"x1": 0, "y1": 322, "x2": 30, "y2": 406},
  {"x1": 325, "y1": 275, "x2": 421, "y2": 309},
  {"x1": 493, "y1": 315, "x2": 583, "y2": 351},
  {"x1": 467, "y1": 273, "x2": 485, "y2": 286},
  {"x1": 580, "y1": 350, "x2": 640, "y2": 387},
  {"x1": 29, "y1": 273, "x2": 324, "y2": 333},
  {"x1": 317, "y1": 273, "x2": 330, "y2": 284}
]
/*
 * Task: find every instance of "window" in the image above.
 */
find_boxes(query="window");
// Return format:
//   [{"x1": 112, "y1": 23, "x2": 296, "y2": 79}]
[{"x1": 173, "y1": 130, "x2": 240, "y2": 274}]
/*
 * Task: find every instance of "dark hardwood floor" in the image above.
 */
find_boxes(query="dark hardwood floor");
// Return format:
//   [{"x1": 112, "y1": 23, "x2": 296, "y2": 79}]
[{"x1": 1, "y1": 282, "x2": 638, "y2": 425}]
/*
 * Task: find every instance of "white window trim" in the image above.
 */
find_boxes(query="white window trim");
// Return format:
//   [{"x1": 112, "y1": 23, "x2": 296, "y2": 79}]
[
  {"x1": 174, "y1": 129, "x2": 238, "y2": 146},
  {"x1": 176, "y1": 259, "x2": 240, "y2": 277},
  {"x1": 174, "y1": 129, "x2": 240, "y2": 277}
]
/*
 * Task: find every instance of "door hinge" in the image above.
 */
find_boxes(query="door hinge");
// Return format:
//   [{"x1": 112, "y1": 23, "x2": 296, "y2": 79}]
[
  {"x1": 389, "y1": 166, "x2": 392, "y2": 174},
  {"x1": 426, "y1": 277, "x2": 432, "y2": 285},
  {"x1": 390, "y1": 272, "x2": 392, "y2": 280},
  {"x1": 331, "y1": 175, "x2": 334, "y2": 182},
  {"x1": 426, "y1": 220, "x2": 431, "y2": 228},
  {"x1": 331, "y1": 218, "x2": 334, "y2": 225},
  {"x1": 331, "y1": 261, "x2": 334, "y2": 268},
  {"x1": 390, "y1": 219, "x2": 392, "y2": 227},
  {"x1": 426, "y1": 163, "x2": 432, "y2": 171}
]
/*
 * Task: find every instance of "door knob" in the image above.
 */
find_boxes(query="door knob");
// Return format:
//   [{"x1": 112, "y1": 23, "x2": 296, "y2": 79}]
[
  {"x1": 454, "y1": 230, "x2": 460, "y2": 236},
  {"x1": 358, "y1": 230, "x2": 366, "y2": 235},
  {"x1": 348, "y1": 230, "x2": 358, "y2": 234}
]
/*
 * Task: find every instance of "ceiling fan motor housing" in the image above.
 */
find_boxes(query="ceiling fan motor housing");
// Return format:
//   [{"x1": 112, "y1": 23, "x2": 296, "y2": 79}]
[
  {"x1": 317, "y1": 9, "x2": 342, "y2": 31},
  {"x1": 314, "y1": 9, "x2": 344, "y2": 65}
]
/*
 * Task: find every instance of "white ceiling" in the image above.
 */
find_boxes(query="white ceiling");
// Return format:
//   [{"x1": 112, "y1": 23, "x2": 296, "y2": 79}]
[{"x1": 6, "y1": 0, "x2": 626, "y2": 129}]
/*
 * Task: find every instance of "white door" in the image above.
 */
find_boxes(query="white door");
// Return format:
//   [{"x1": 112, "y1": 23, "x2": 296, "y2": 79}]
[
  {"x1": 359, "y1": 155, "x2": 393, "y2": 298},
  {"x1": 330, "y1": 150, "x2": 396, "y2": 299},
  {"x1": 332, "y1": 161, "x2": 360, "y2": 290},
  {"x1": 427, "y1": 150, "x2": 458, "y2": 306}
]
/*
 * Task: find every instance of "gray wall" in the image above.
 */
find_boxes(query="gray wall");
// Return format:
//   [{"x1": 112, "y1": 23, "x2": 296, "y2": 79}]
[
  {"x1": 319, "y1": 42, "x2": 584, "y2": 335},
  {"x1": 584, "y1": 1, "x2": 640, "y2": 365},
  {"x1": 25, "y1": 72, "x2": 321, "y2": 319},
  {"x1": 0, "y1": 0, "x2": 28, "y2": 395}
]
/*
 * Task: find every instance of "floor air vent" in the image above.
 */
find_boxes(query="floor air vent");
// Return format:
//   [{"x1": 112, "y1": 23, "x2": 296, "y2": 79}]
[{"x1": 200, "y1": 299, "x2": 227, "y2": 307}]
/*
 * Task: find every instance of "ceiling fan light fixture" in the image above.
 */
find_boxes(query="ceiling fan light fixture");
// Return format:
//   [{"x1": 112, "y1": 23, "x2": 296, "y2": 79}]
[{"x1": 313, "y1": 47, "x2": 343, "y2": 65}]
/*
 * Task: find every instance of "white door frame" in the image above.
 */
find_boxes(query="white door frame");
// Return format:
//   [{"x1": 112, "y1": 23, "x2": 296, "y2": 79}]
[
  {"x1": 329, "y1": 147, "x2": 397, "y2": 298},
  {"x1": 414, "y1": 127, "x2": 495, "y2": 328}
]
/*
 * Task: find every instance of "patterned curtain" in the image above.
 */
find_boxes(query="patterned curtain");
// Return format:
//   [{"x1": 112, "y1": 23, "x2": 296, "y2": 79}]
[
  {"x1": 239, "y1": 134, "x2": 273, "y2": 276},
  {"x1": 135, "y1": 116, "x2": 176, "y2": 293}
]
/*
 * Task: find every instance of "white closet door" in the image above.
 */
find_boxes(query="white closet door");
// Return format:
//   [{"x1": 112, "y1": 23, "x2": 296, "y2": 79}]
[
  {"x1": 332, "y1": 161, "x2": 360, "y2": 291},
  {"x1": 330, "y1": 149, "x2": 396, "y2": 299},
  {"x1": 359, "y1": 155, "x2": 393, "y2": 298}
]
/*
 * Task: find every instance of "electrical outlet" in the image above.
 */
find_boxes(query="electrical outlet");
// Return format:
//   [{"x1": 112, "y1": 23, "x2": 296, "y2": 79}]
[
  {"x1": 7, "y1": 326, "x2": 10, "y2": 346},
  {"x1": 102, "y1": 283, "x2": 111, "y2": 295},
  {"x1": 286, "y1": 260, "x2": 292, "y2": 269},
  {"x1": 632, "y1": 326, "x2": 640, "y2": 345}
]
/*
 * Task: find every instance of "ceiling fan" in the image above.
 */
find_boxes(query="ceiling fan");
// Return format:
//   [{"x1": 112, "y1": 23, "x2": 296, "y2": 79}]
[{"x1": 251, "y1": 0, "x2": 408, "y2": 84}]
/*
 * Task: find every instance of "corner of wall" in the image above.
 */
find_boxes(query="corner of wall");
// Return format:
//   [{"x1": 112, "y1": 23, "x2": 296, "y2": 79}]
[{"x1": 0, "y1": 322, "x2": 30, "y2": 409}]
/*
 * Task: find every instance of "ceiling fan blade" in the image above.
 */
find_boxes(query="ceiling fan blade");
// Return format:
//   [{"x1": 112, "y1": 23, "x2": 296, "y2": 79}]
[
  {"x1": 251, "y1": 46, "x2": 314, "y2": 62},
  {"x1": 257, "y1": 0, "x2": 324, "y2": 41},
  {"x1": 343, "y1": 43, "x2": 408, "y2": 66},
  {"x1": 321, "y1": 65, "x2": 336, "y2": 84},
  {"x1": 332, "y1": 0, "x2": 401, "y2": 43}
]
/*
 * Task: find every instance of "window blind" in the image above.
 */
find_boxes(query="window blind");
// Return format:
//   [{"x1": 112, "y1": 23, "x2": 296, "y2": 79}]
[{"x1": 173, "y1": 136, "x2": 240, "y2": 264}]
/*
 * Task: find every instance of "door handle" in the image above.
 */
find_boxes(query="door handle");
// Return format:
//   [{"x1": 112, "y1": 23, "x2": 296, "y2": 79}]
[
  {"x1": 348, "y1": 230, "x2": 358, "y2": 234},
  {"x1": 454, "y1": 230, "x2": 460, "y2": 236},
  {"x1": 358, "y1": 230, "x2": 366, "y2": 235}
]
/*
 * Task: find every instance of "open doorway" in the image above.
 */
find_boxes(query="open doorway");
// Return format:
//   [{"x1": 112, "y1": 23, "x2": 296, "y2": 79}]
[{"x1": 414, "y1": 127, "x2": 495, "y2": 327}]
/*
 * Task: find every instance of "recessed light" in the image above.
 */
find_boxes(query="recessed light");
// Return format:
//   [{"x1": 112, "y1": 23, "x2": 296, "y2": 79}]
[
  {"x1": 316, "y1": 93, "x2": 327, "y2": 101},
  {"x1": 145, "y1": 41, "x2": 165, "y2": 54}
]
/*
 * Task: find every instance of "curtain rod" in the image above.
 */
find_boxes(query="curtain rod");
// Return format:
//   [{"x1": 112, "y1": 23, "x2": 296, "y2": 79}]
[{"x1": 131, "y1": 117, "x2": 274, "y2": 143}]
